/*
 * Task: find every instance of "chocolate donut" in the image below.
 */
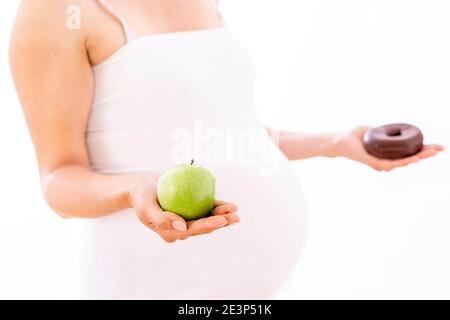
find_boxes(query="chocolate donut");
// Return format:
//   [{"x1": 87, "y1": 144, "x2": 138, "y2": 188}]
[{"x1": 363, "y1": 123, "x2": 424, "y2": 159}]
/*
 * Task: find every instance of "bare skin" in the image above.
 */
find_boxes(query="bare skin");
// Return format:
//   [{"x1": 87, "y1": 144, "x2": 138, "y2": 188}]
[
  {"x1": 10, "y1": 0, "x2": 443, "y2": 243},
  {"x1": 271, "y1": 127, "x2": 443, "y2": 171},
  {"x1": 10, "y1": 0, "x2": 238, "y2": 243}
]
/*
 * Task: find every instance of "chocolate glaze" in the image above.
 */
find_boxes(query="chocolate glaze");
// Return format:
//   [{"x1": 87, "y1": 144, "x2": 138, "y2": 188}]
[{"x1": 363, "y1": 123, "x2": 424, "y2": 159}]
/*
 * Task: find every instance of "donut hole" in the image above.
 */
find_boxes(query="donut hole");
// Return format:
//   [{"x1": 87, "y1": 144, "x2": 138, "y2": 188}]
[{"x1": 386, "y1": 127, "x2": 402, "y2": 137}]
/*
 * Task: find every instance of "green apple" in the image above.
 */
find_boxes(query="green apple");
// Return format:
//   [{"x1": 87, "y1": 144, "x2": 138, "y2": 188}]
[{"x1": 157, "y1": 161, "x2": 215, "y2": 220}]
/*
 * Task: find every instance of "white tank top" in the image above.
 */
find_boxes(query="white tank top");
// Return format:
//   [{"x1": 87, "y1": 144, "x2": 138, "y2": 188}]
[{"x1": 80, "y1": 0, "x2": 308, "y2": 299}]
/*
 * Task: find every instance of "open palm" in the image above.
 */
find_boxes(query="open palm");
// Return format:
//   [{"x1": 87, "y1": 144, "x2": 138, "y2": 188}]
[{"x1": 336, "y1": 126, "x2": 444, "y2": 171}]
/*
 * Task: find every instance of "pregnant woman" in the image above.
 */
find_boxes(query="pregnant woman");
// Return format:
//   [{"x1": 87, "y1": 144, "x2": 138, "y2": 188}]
[{"x1": 10, "y1": 0, "x2": 443, "y2": 299}]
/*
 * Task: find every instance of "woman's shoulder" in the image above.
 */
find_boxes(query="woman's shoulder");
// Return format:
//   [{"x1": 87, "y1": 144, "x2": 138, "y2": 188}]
[{"x1": 11, "y1": 0, "x2": 99, "y2": 53}]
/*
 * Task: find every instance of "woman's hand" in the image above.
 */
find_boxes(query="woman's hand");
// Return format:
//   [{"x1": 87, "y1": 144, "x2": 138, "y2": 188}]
[
  {"x1": 334, "y1": 126, "x2": 444, "y2": 171},
  {"x1": 129, "y1": 177, "x2": 239, "y2": 243}
]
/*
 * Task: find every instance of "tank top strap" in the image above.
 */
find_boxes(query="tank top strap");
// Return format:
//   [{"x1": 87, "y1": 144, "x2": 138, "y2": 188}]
[
  {"x1": 97, "y1": 0, "x2": 138, "y2": 43},
  {"x1": 209, "y1": 0, "x2": 227, "y2": 27},
  {"x1": 98, "y1": 0, "x2": 225, "y2": 43}
]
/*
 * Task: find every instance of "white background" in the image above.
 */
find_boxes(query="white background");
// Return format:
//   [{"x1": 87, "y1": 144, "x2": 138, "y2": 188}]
[{"x1": 1, "y1": 0, "x2": 449, "y2": 299}]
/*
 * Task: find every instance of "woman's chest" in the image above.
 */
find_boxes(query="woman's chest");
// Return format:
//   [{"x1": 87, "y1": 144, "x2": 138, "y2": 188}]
[{"x1": 86, "y1": 0, "x2": 222, "y2": 67}]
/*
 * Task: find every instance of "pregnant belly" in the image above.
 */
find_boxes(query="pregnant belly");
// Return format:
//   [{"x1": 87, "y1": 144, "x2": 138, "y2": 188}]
[{"x1": 77, "y1": 158, "x2": 308, "y2": 299}]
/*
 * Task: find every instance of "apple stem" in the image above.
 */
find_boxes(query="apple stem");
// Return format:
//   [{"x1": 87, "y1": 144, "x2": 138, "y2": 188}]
[{"x1": 191, "y1": 159, "x2": 194, "y2": 165}]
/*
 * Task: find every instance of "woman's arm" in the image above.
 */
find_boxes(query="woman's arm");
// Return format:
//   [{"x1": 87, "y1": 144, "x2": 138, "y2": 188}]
[
  {"x1": 267, "y1": 129, "x2": 338, "y2": 160},
  {"x1": 10, "y1": 0, "x2": 238, "y2": 242},
  {"x1": 268, "y1": 127, "x2": 444, "y2": 171},
  {"x1": 10, "y1": 0, "x2": 130, "y2": 218}
]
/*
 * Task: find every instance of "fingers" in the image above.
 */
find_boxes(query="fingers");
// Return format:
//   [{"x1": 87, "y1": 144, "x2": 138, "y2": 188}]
[
  {"x1": 212, "y1": 200, "x2": 238, "y2": 215},
  {"x1": 410, "y1": 144, "x2": 445, "y2": 162},
  {"x1": 415, "y1": 148, "x2": 438, "y2": 160},
  {"x1": 152, "y1": 210, "x2": 188, "y2": 232},
  {"x1": 370, "y1": 151, "x2": 440, "y2": 172},
  {"x1": 137, "y1": 200, "x2": 187, "y2": 232},
  {"x1": 369, "y1": 156, "x2": 417, "y2": 171},
  {"x1": 165, "y1": 213, "x2": 240, "y2": 242},
  {"x1": 391, "y1": 155, "x2": 422, "y2": 167},
  {"x1": 138, "y1": 199, "x2": 240, "y2": 243},
  {"x1": 186, "y1": 215, "x2": 228, "y2": 237},
  {"x1": 220, "y1": 212, "x2": 240, "y2": 225},
  {"x1": 139, "y1": 208, "x2": 189, "y2": 243},
  {"x1": 424, "y1": 144, "x2": 445, "y2": 152},
  {"x1": 421, "y1": 144, "x2": 445, "y2": 156},
  {"x1": 363, "y1": 142, "x2": 444, "y2": 172},
  {"x1": 160, "y1": 215, "x2": 227, "y2": 242}
]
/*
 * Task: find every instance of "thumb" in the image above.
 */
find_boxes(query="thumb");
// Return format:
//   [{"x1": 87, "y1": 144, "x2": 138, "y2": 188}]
[{"x1": 149, "y1": 206, "x2": 187, "y2": 232}]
